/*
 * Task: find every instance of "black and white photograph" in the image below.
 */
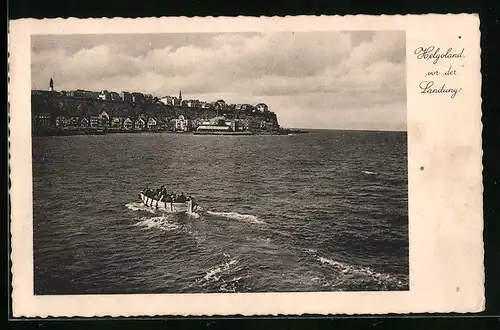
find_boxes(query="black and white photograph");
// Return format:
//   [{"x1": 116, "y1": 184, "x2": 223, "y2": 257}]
[{"x1": 30, "y1": 30, "x2": 409, "y2": 295}]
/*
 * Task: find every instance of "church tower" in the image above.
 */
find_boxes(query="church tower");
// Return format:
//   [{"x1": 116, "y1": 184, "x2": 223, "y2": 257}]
[
  {"x1": 178, "y1": 89, "x2": 182, "y2": 105},
  {"x1": 49, "y1": 78, "x2": 54, "y2": 92}
]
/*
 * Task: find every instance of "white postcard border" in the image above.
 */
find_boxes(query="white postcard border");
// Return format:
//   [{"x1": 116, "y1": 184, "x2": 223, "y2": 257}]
[{"x1": 9, "y1": 14, "x2": 484, "y2": 317}]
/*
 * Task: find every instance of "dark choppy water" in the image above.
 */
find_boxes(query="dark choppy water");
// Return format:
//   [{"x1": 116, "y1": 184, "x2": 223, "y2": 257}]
[{"x1": 32, "y1": 130, "x2": 408, "y2": 294}]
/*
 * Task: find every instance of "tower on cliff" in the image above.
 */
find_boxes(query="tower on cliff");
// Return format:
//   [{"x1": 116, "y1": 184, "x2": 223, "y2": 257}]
[
  {"x1": 179, "y1": 89, "x2": 182, "y2": 104},
  {"x1": 49, "y1": 78, "x2": 54, "y2": 92}
]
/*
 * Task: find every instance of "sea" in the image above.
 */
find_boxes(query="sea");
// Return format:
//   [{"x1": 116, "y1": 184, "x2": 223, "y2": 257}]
[{"x1": 32, "y1": 130, "x2": 409, "y2": 294}]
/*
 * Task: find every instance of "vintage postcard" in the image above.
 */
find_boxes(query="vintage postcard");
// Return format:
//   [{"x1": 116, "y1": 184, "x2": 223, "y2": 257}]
[{"x1": 9, "y1": 15, "x2": 483, "y2": 317}]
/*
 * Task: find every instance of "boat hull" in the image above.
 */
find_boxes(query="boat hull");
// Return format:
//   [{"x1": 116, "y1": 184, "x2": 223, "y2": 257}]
[{"x1": 139, "y1": 193, "x2": 194, "y2": 214}]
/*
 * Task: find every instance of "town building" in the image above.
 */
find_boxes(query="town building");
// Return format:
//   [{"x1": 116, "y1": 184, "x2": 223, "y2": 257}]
[
  {"x1": 110, "y1": 92, "x2": 121, "y2": 101},
  {"x1": 200, "y1": 101, "x2": 211, "y2": 109},
  {"x1": 67, "y1": 89, "x2": 98, "y2": 99},
  {"x1": 235, "y1": 104, "x2": 252, "y2": 112},
  {"x1": 80, "y1": 117, "x2": 89, "y2": 127},
  {"x1": 147, "y1": 117, "x2": 158, "y2": 130},
  {"x1": 171, "y1": 115, "x2": 190, "y2": 132},
  {"x1": 159, "y1": 95, "x2": 175, "y2": 105},
  {"x1": 110, "y1": 117, "x2": 122, "y2": 128},
  {"x1": 131, "y1": 92, "x2": 145, "y2": 103},
  {"x1": 98, "y1": 111, "x2": 110, "y2": 126},
  {"x1": 120, "y1": 91, "x2": 133, "y2": 102},
  {"x1": 66, "y1": 117, "x2": 79, "y2": 126},
  {"x1": 99, "y1": 90, "x2": 111, "y2": 100},
  {"x1": 32, "y1": 113, "x2": 52, "y2": 129},
  {"x1": 55, "y1": 116, "x2": 70, "y2": 127},
  {"x1": 214, "y1": 100, "x2": 227, "y2": 110},
  {"x1": 123, "y1": 118, "x2": 133, "y2": 130},
  {"x1": 186, "y1": 100, "x2": 200, "y2": 108},
  {"x1": 134, "y1": 117, "x2": 146, "y2": 130},
  {"x1": 256, "y1": 103, "x2": 269, "y2": 112},
  {"x1": 90, "y1": 116, "x2": 100, "y2": 128}
]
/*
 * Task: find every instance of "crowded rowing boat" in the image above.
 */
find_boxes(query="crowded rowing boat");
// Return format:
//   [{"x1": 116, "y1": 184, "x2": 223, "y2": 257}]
[{"x1": 139, "y1": 186, "x2": 198, "y2": 214}]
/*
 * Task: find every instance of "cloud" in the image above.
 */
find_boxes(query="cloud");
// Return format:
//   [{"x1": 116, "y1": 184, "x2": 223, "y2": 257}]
[{"x1": 31, "y1": 31, "x2": 406, "y2": 130}]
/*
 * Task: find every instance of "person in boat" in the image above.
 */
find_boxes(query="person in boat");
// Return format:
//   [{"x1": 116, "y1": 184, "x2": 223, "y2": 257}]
[
  {"x1": 187, "y1": 195, "x2": 197, "y2": 210},
  {"x1": 178, "y1": 192, "x2": 187, "y2": 203}
]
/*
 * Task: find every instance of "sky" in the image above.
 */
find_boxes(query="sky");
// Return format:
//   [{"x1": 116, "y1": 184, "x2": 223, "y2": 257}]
[{"x1": 31, "y1": 31, "x2": 406, "y2": 130}]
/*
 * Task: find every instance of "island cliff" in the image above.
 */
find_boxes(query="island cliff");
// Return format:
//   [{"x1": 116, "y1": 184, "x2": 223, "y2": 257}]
[{"x1": 31, "y1": 91, "x2": 283, "y2": 136}]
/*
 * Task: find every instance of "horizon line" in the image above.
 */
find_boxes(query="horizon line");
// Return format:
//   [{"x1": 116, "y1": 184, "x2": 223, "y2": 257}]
[{"x1": 287, "y1": 127, "x2": 407, "y2": 132}]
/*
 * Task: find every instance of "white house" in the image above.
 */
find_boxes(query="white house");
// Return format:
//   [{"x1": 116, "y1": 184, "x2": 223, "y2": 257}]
[
  {"x1": 110, "y1": 117, "x2": 122, "y2": 128},
  {"x1": 80, "y1": 117, "x2": 89, "y2": 127},
  {"x1": 123, "y1": 117, "x2": 133, "y2": 130},
  {"x1": 55, "y1": 116, "x2": 70, "y2": 127},
  {"x1": 99, "y1": 90, "x2": 110, "y2": 100},
  {"x1": 90, "y1": 116, "x2": 100, "y2": 127},
  {"x1": 98, "y1": 111, "x2": 110, "y2": 126},
  {"x1": 147, "y1": 117, "x2": 158, "y2": 129},
  {"x1": 172, "y1": 114, "x2": 190, "y2": 132},
  {"x1": 134, "y1": 117, "x2": 146, "y2": 130}
]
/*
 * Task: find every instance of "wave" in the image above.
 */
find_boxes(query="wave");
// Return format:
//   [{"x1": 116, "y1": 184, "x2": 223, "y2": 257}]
[
  {"x1": 203, "y1": 256, "x2": 239, "y2": 283},
  {"x1": 362, "y1": 170, "x2": 377, "y2": 175},
  {"x1": 134, "y1": 216, "x2": 181, "y2": 232},
  {"x1": 317, "y1": 255, "x2": 403, "y2": 286},
  {"x1": 188, "y1": 212, "x2": 200, "y2": 219},
  {"x1": 219, "y1": 276, "x2": 243, "y2": 293},
  {"x1": 305, "y1": 248, "x2": 318, "y2": 254},
  {"x1": 125, "y1": 202, "x2": 157, "y2": 214},
  {"x1": 206, "y1": 210, "x2": 266, "y2": 225}
]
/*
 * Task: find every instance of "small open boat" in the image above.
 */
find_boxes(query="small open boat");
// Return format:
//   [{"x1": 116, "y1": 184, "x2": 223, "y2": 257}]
[{"x1": 139, "y1": 192, "x2": 197, "y2": 215}]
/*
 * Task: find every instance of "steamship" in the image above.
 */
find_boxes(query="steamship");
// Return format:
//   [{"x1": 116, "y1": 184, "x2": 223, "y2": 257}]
[{"x1": 194, "y1": 117, "x2": 253, "y2": 135}]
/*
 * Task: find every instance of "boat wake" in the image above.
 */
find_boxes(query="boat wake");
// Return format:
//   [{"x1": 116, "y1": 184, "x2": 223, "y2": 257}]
[
  {"x1": 206, "y1": 210, "x2": 266, "y2": 225},
  {"x1": 134, "y1": 216, "x2": 181, "y2": 232}
]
